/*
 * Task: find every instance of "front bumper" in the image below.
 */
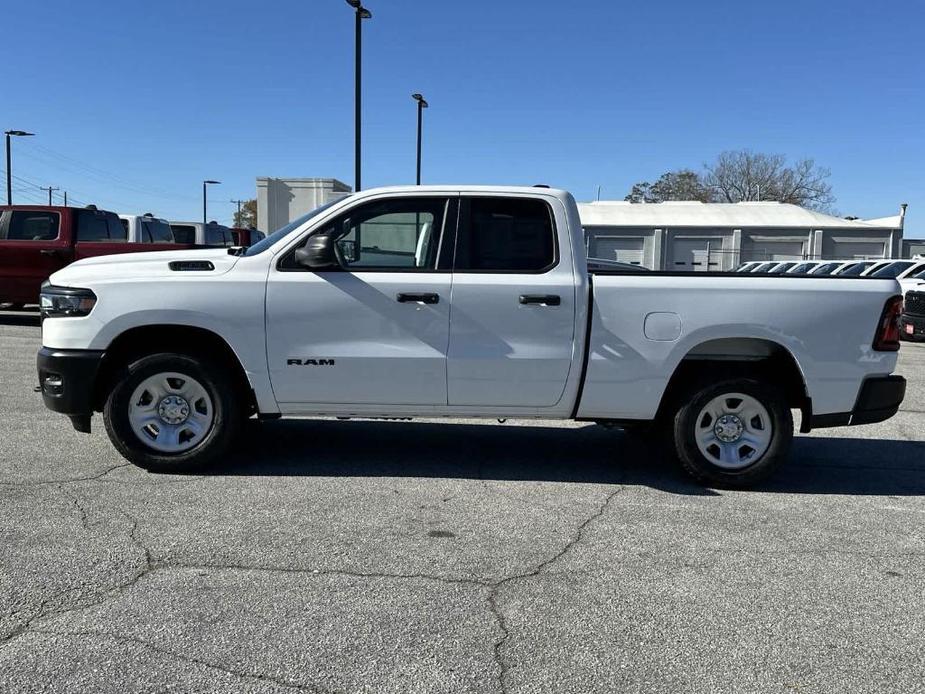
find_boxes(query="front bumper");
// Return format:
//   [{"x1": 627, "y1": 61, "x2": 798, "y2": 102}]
[
  {"x1": 36, "y1": 347, "x2": 105, "y2": 433},
  {"x1": 810, "y1": 375, "x2": 906, "y2": 429},
  {"x1": 901, "y1": 312, "x2": 925, "y2": 341}
]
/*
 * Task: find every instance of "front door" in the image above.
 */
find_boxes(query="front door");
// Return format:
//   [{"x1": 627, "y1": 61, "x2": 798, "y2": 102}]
[
  {"x1": 447, "y1": 195, "x2": 577, "y2": 407},
  {"x1": 266, "y1": 195, "x2": 454, "y2": 407},
  {"x1": 0, "y1": 208, "x2": 71, "y2": 304}
]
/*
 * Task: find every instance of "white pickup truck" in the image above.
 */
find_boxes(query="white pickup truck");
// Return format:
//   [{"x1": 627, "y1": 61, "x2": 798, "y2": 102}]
[{"x1": 37, "y1": 186, "x2": 906, "y2": 487}]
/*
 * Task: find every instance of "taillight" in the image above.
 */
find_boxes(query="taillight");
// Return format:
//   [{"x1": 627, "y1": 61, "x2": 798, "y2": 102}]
[{"x1": 873, "y1": 295, "x2": 903, "y2": 351}]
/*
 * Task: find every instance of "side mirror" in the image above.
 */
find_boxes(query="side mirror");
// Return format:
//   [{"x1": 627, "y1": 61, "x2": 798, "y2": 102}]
[{"x1": 294, "y1": 233, "x2": 340, "y2": 270}]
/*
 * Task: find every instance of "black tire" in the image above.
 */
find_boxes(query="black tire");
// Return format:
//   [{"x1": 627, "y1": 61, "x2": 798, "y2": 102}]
[
  {"x1": 103, "y1": 353, "x2": 242, "y2": 473},
  {"x1": 672, "y1": 378, "x2": 793, "y2": 488}
]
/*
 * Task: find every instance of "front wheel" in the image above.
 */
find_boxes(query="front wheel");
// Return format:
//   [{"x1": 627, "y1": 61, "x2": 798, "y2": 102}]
[
  {"x1": 103, "y1": 353, "x2": 242, "y2": 473},
  {"x1": 672, "y1": 378, "x2": 793, "y2": 488}
]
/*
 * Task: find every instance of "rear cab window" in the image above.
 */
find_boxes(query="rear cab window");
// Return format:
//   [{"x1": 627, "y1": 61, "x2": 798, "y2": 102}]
[
  {"x1": 455, "y1": 197, "x2": 557, "y2": 272},
  {"x1": 142, "y1": 218, "x2": 174, "y2": 243},
  {"x1": 77, "y1": 210, "x2": 127, "y2": 241},
  {"x1": 170, "y1": 225, "x2": 196, "y2": 244}
]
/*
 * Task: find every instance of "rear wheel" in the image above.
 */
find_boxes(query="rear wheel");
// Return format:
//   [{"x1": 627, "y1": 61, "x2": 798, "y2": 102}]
[
  {"x1": 103, "y1": 353, "x2": 242, "y2": 473},
  {"x1": 672, "y1": 378, "x2": 792, "y2": 488}
]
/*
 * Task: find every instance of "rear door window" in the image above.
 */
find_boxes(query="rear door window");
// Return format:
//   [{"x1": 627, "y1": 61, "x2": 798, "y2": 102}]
[
  {"x1": 454, "y1": 197, "x2": 556, "y2": 272},
  {"x1": 4, "y1": 211, "x2": 60, "y2": 240},
  {"x1": 77, "y1": 210, "x2": 110, "y2": 241}
]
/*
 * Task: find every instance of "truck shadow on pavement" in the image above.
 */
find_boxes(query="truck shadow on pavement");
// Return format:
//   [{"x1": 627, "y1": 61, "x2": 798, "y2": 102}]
[
  {"x1": 223, "y1": 419, "x2": 925, "y2": 497},
  {"x1": 0, "y1": 310, "x2": 40, "y2": 327}
]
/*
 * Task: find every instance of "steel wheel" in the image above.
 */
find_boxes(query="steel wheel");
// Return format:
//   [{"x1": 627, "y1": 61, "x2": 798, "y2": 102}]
[
  {"x1": 693, "y1": 392, "x2": 772, "y2": 470},
  {"x1": 127, "y1": 371, "x2": 214, "y2": 453}
]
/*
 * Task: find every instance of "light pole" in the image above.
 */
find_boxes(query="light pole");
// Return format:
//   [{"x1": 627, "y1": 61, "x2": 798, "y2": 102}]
[
  {"x1": 202, "y1": 180, "x2": 221, "y2": 224},
  {"x1": 346, "y1": 0, "x2": 372, "y2": 192},
  {"x1": 4, "y1": 130, "x2": 34, "y2": 204},
  {"x1": 412, "y1": 93, "x2": 428, "y2": 185}
]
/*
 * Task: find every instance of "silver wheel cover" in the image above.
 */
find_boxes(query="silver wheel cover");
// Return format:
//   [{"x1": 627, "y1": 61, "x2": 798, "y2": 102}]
[
  {"x1": 127, "y1": 372, "x2": 214, "y2": 454},
  {"x1": 694, "y1": 392, "x2": 773, "y2": 470}
]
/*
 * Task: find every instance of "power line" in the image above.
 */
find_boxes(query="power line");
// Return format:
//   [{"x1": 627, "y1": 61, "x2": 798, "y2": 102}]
[{"x1": 22, "y1": 142, "x2": 201, "y2": 202}]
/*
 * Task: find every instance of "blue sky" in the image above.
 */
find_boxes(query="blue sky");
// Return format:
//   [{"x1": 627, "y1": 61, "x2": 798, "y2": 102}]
[{"x1": 4, "y1": 0, "x2": 923, "y2": 230}]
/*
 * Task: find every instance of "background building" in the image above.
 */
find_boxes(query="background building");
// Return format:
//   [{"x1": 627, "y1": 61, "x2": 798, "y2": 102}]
[
  {"x1": 579, "y1": 201, "x2": 906, "y2": 270},
  {"x1": 256, "y1": 177, "x2": 351, "y2": 232}
]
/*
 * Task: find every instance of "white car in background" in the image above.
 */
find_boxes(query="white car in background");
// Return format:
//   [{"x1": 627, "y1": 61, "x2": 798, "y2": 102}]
[
  {"x1": 809, "y1": 260, "x2": 853, "y2": 275},
  {"x1": 868, "y1": 259, "x2": 925, "y2": 280},
  {"x1": 118, "y1": 214, "x2": 177, "y2": 244},
  {"x1": 786, "y1": 261, "x2": 824, "y2": 274}
]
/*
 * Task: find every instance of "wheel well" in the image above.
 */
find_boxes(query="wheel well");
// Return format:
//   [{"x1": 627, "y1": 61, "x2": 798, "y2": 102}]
[
  {"x1": 93, "y1": 325, "x2": 256, "y2": 414},
  {"x1": 656, "y1": 338, "x2": 810, "y2": 425}
]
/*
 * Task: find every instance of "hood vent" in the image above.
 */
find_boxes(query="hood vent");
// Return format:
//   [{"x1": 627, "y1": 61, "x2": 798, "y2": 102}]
[{"x1": 169, "y1": 260, "x2": 215, "y2": 272}]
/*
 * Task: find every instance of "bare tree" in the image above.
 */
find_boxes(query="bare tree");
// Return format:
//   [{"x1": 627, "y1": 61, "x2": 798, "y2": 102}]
[{"x1": 703, "y1": 150, "x2": 835, "y2": 210}]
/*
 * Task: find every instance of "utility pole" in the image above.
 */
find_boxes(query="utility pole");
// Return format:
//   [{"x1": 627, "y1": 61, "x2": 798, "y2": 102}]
[
  {"x1": 42, "y1": 186, "x2": 60, "y2": 205},
  {"x1": 230, "y1": 199, "x2": 246, "y2": 224},
  {"x1": 63, "y1": 191, "x2": 67, "y2": 206}
]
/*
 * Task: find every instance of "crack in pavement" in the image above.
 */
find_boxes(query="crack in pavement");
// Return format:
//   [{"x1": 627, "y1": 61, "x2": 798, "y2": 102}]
[
  {"x1": 28, "y1": 628, "x2": 335, "y2": 694},
  {"x1": 3, "y1": 471, "x2": 626, "y2": 694},
  {"x1": 0, "y1": 462, "x2": 132, "y2": 487},
  {"x1": 484, "y1": 484, "x2": 625, "y2": 694},
  {"x1": 0, "y1": 501, "x2": 155, "y2": 651}
]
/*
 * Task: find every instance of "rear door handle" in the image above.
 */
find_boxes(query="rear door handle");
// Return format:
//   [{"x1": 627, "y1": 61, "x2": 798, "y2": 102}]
[
  {"x1": 397, "y1": 292, "x2": 439, "y2": 304},
  {"x1": 39, "y1": 249, "x2": 59, "y2": 256},
  {"x1": 519, "y1": 294, "x2": 561, "y2": 306}
]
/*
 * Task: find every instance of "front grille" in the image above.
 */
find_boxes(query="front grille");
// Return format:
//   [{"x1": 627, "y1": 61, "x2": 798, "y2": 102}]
[{"x1": 905, "y1": 291, "x2": 925, "y2": 317}]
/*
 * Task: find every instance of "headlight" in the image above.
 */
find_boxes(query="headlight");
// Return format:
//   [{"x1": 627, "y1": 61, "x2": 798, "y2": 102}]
[{"x1": 39, "y1": 286, "x2": 97, "y2": 318}]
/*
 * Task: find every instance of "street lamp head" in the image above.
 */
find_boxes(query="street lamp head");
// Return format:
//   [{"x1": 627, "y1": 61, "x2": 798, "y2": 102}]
[
  {"x1": 5, "y1": 130, "x2": 34, "y2": 137},
  {"x1": 359, "y1": 8, "x2": 371, "y2": 19},
  {"x1": 204, "y1": 180, "x2": 221, "y2": 185},
  {"x1": 412, "y1": 93, "x2": 428, "y2": 108},
  {"x1": 345, "y1": 0, "x2": 361, "y2": 6}
]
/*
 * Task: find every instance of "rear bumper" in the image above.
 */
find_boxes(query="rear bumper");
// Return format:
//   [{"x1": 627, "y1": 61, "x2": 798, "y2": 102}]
[
  {"x1": 36, "y1": 347, "x2": 104, "y2": 432},
  {"x1": 810, "y1": 375, "x2": 906, "y2": 429},
  {"x1": 901, "y1": 312, "x2": 925, "y2": 341}
]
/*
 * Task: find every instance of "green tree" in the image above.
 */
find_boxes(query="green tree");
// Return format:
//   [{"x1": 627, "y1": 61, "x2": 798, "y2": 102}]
[
  {"x1": 233, "y1": 199, "x2": 258, "y2": 228},
  {"x1": 624, "y1": 170, "x2": 714, "y2": 203}
]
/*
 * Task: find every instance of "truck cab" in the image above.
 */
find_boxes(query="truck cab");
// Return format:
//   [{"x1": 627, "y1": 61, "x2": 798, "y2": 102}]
[
  {"x1": 118, "y1": 213, "x2": 177, "y2": 244},
  {"x1": 169, "y1": 221, "x2": 235, "y2": 247},
  {"x1": 0, "y1": 205, "x2": 187, "y2": 306}
]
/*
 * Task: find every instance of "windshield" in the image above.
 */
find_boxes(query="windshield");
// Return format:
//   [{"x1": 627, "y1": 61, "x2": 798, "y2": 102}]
[
  {"x1": 836, "y1": 261, "x2": 872, "y2": 276},
  {"x1": 870, "y1": 261, "x2": 913, "y2": 278},
  {"x1": 243, "y1": 198, "x2": 346, "y2": 257}
]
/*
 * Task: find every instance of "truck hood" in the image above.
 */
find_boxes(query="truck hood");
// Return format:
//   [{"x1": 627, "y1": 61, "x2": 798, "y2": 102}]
[{"x1": 49, "y1": 248, "x2": 242, "y2": 287}]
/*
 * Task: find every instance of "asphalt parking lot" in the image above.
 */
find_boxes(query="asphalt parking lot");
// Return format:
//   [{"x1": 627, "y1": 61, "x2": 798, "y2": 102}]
[{"x1": 1, "y1": 309, "x2": 923, "y2": 694}]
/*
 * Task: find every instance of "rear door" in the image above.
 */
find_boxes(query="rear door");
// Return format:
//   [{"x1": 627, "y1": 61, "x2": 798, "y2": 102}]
[
  {"x1": 447, "y1": 195, "x2": 577, "y2": 407},
  {"x1": 0, "y1": 208, "x2": 71, "y2": 303}
]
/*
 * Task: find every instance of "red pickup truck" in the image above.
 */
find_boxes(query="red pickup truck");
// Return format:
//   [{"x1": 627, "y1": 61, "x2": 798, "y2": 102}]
[{"x1": 0, "y1": 205, "x2": 191, "y2": 308}]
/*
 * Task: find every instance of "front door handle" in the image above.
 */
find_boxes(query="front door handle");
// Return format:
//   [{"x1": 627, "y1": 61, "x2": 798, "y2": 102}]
[
  {"x1": 39, "y1": 249, "x2": 59, "y2": 257},
  {"x1": 397, "y1": 292, "x2": 439, "y2": 304},
  {"x1": 519, "y1": 294, "x2": 561, "y2": 306}
]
